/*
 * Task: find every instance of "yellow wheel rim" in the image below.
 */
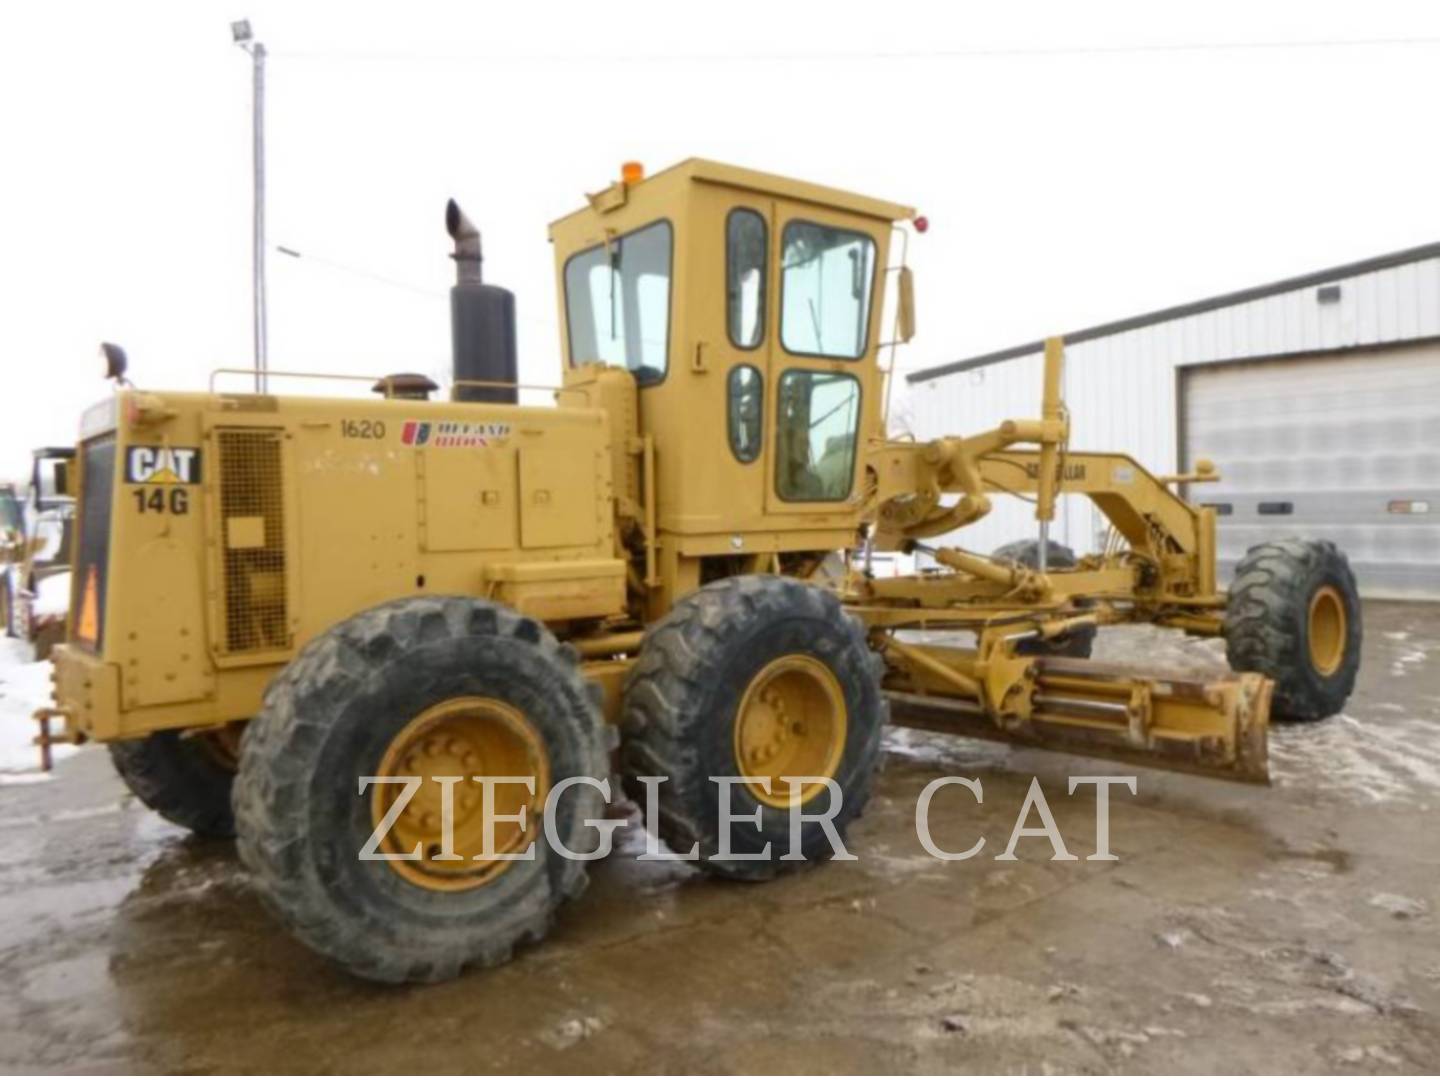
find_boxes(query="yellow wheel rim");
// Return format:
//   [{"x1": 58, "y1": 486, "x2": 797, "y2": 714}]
[
  {"x1": 371, "y1": 696, "x2": 549, "y2": 892},
  {"x1": 733, "y1": 655, "x2": 847, "y2": 809},
  {"x1": 1307, "y1": 585, "x2": 1347, "y2": 677}
]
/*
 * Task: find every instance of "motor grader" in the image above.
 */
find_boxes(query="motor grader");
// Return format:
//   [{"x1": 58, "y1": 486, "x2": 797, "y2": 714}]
[{"x1": 37, "y1": 159, "x2": 1361, "y2": 983}]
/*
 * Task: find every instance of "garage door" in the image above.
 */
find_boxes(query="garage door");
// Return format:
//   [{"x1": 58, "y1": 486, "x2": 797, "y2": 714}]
[{"x1": 1181, "y1": 342, "x2": 1440, "y2": 599}]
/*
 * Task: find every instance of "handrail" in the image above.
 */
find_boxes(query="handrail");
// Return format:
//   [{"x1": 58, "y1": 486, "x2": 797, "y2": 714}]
[
  {"x1": 210, "y1": 368, "x2": 386, "y2": 392},
  {"x1": 451, "y1": 378, "x2": 561, "y2": 393},
  {"x1": 207, "y1": 368, "x2": 561, "y2": 395}
]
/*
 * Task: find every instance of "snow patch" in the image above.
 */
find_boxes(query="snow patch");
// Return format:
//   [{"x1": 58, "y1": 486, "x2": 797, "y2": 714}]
[
  {"x1": 0, "y1": 771, "x2": 53, "y2": 785},
  {"x1": 32, "y1": 571, "x2": 70, "y2": 618},
  {"x1": 0, "y1": 638, "x2": 77, "y2": 773},
  {"x1": 1269, "y1": 712, "x2": 1440, "y2": 806},
  {"x1": 540, "y1": 1016, "x2": 605, "y2": 1050},
  {"x1": 1368, "y1": 892, "x2": 1428, "y2": 919}
]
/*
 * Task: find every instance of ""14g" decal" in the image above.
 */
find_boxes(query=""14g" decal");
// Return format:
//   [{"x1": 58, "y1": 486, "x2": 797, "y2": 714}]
[{"x1": 132, "y1": 487, "x2": 189, "y2": 514}]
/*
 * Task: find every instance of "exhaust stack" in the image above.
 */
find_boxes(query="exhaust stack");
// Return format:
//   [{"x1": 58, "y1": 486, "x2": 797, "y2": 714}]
[{"x1": 446, "y1": 199, "x2": 518, "y2": 404}]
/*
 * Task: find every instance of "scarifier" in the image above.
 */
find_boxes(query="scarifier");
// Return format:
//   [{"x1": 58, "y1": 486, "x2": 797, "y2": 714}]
[{"x1": 35, "y1": 160, "x2": 1362, "y2": 982}]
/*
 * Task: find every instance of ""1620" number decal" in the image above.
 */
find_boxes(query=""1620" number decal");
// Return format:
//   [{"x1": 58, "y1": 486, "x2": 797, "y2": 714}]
[{"x1": 341, "y1": 419, "x2": 387, "y2": 440}]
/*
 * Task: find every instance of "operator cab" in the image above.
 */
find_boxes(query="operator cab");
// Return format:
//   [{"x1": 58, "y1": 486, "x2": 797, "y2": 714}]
[{"x1": 549, "y1": 159, "x2": 916, "y2": 566}]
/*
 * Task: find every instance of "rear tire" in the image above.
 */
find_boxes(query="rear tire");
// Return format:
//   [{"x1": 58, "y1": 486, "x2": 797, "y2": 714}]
[
  {"x1": 1224, "y1": 539, "x2": 1361, "y2": 721},
  {"x1": 621, "y1": 575, "x2": 886, "y2": 882},
  {"x1": 232, "y1": 596, "x2": 610, "y2": 983},
  {"x1": 110, "y1": 731, "x2": 237, "y2": 838},
  {"x1": 991, "y1": 539, "x2": 1096, "y2": 659}
]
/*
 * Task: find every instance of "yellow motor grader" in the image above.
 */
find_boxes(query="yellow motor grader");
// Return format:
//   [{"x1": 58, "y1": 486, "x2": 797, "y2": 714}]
[{"x1": 37, "y1": 159, "x2": 1361, "y2": 982}]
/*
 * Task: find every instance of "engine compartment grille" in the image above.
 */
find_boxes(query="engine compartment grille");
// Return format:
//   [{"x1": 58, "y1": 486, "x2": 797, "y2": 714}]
[{"x1": 216, "y1": 429, "x2": 291, "y2": 653}]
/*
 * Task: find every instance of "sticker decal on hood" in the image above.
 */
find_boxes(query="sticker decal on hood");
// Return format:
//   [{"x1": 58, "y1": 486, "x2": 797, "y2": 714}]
[{"x1": 401, "y1": 421, "x2": 511, "y2": 448}]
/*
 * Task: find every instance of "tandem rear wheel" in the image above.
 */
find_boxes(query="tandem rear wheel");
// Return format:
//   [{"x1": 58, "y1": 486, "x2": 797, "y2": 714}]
[
  {"x1": 231, "y1": 595, "x2": 610, "y2": 984},
  {"x1": 109, "y1": 725, "x2": 244, "y2": 839},
  {"x1": 620, "y1": 575, "x2": 887, "y2": 881}
]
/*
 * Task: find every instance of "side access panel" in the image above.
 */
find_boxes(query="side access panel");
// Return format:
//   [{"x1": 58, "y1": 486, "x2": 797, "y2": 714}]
[
  {"x1": 418, "y1": 446, "x2": 519, "y2": 553},
  {"x1": 519, "y1": 445, "x2": 600, "y2": 549}
]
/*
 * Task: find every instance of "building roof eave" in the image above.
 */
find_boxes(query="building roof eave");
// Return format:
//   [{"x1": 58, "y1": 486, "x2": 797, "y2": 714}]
[{"x1": 908, "y1": 239, "x2": 1440, "y2": 384}]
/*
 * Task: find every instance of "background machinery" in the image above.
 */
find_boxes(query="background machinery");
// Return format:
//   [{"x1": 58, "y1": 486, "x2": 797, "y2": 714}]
[
  {"x1": 37, "y1": 160, "x2": 1361, "y2": 982},
  {"x1": 2, "y1": 447, "x2": 75, "y2": 659}
]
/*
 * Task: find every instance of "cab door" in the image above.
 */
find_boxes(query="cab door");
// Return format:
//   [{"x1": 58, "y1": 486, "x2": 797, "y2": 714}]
[
  {"x1": 716, "y1": 201, "x2": 774, "y2": 504},
  {"x1": 763, "y1": 202, "x2": 883, "y2": 515}
]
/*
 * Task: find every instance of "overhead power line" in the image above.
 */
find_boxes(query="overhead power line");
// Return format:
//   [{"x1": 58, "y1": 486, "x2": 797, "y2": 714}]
[
  {"x1": 274, "y1": 244, "x2": 443, "y2": 299},
  {"x1": 274, "y1": 243, "x2": 561, "y2": 332},
  {"x1": 272, "y1": 35, "x2": 1440, "y2": 66}
]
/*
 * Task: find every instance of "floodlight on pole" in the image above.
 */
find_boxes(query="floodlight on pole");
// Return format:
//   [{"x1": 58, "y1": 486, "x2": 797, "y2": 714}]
[{"x1": 232, "y1": 18, "x2": 268, "y2": 392}]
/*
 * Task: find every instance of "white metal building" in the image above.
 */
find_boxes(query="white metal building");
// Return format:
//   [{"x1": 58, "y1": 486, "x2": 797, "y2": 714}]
[{"x1": 906, "y1": 243, "x2": 1440, "y2": 600}]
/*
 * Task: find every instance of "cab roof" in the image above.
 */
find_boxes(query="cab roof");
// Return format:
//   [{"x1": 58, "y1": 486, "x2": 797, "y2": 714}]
[{"x1": 549, "y1": 158, "x2": 915, "y2": 232}]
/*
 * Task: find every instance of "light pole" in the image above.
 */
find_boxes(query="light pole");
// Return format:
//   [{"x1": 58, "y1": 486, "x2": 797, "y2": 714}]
[{"x1": 231, "y1": 19, "x2": 268, "y2": 392}]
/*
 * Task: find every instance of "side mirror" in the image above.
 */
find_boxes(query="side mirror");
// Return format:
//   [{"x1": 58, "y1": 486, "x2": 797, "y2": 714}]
[
  {"x1": 53, "y1": 461, "x2": 71, "y2": 498},
  {"x1": 101, "y1": 342, "x2": 128, "y2": 383},
  {"x1": 897, "y1": 266, "x2": 916, "y2": 344}
]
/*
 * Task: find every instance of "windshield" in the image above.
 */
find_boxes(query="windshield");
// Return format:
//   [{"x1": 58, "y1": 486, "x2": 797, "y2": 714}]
[
  {"x1": 564, "y1": 220, "x2": 673, "y2": 384},
  {"x1": 780, "y1": 221, "x2": 876, "y2": 359}
]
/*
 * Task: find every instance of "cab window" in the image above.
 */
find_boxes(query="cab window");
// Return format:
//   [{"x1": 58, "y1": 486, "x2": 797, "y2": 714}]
[
  {"x1": 564, "y1": 220, "x2": 673, "y2": 384},
  {"x1": 774, "y1": 370, "x2": 861, "y2": 501},
  {"x1": 726, "y1": 209, "x2": 767, "y2": 349},
  {"x1": 728, "y1": 365, "x2": 764, "y2": 463},
  {"x1": 779, "y1": 221, "x2": 876, "y2": 359}
]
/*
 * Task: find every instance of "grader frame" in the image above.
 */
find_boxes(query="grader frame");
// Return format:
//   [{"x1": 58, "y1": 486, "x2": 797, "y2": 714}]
[{"x1": 851, "y1": 335, "x2": 1268, "y2": 780}]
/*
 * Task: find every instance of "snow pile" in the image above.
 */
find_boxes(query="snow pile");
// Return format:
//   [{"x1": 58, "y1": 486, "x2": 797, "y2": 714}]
[
  {"x1": 0, "y1": 638, "x2": 77, "y2": 776},
  {"x1": 33, "y1": 570, "x2": 70, "y2": 617}
]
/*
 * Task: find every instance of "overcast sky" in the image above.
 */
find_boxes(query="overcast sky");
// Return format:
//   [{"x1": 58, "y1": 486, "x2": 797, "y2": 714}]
[{"x1": 3, "y1": 0, "x2": 1438, "y2": 474}]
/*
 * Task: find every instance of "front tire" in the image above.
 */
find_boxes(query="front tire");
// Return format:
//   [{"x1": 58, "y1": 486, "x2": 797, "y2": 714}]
[
  {"x1": 992, "y1": 539, "x2": 1096, "y2": 659},
  {"x1": 232, "y1": 596, "x2": 610, "y2": 983},
  {"x1": 110, "y1": 730, "x2": 238, "y2": 838},
  {"x1": 1224, "y1": 539, "x2": 1361, "y2": 721},
  {"x1": 621, "y1": 575, "x2": 886, "y2": 881}
]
